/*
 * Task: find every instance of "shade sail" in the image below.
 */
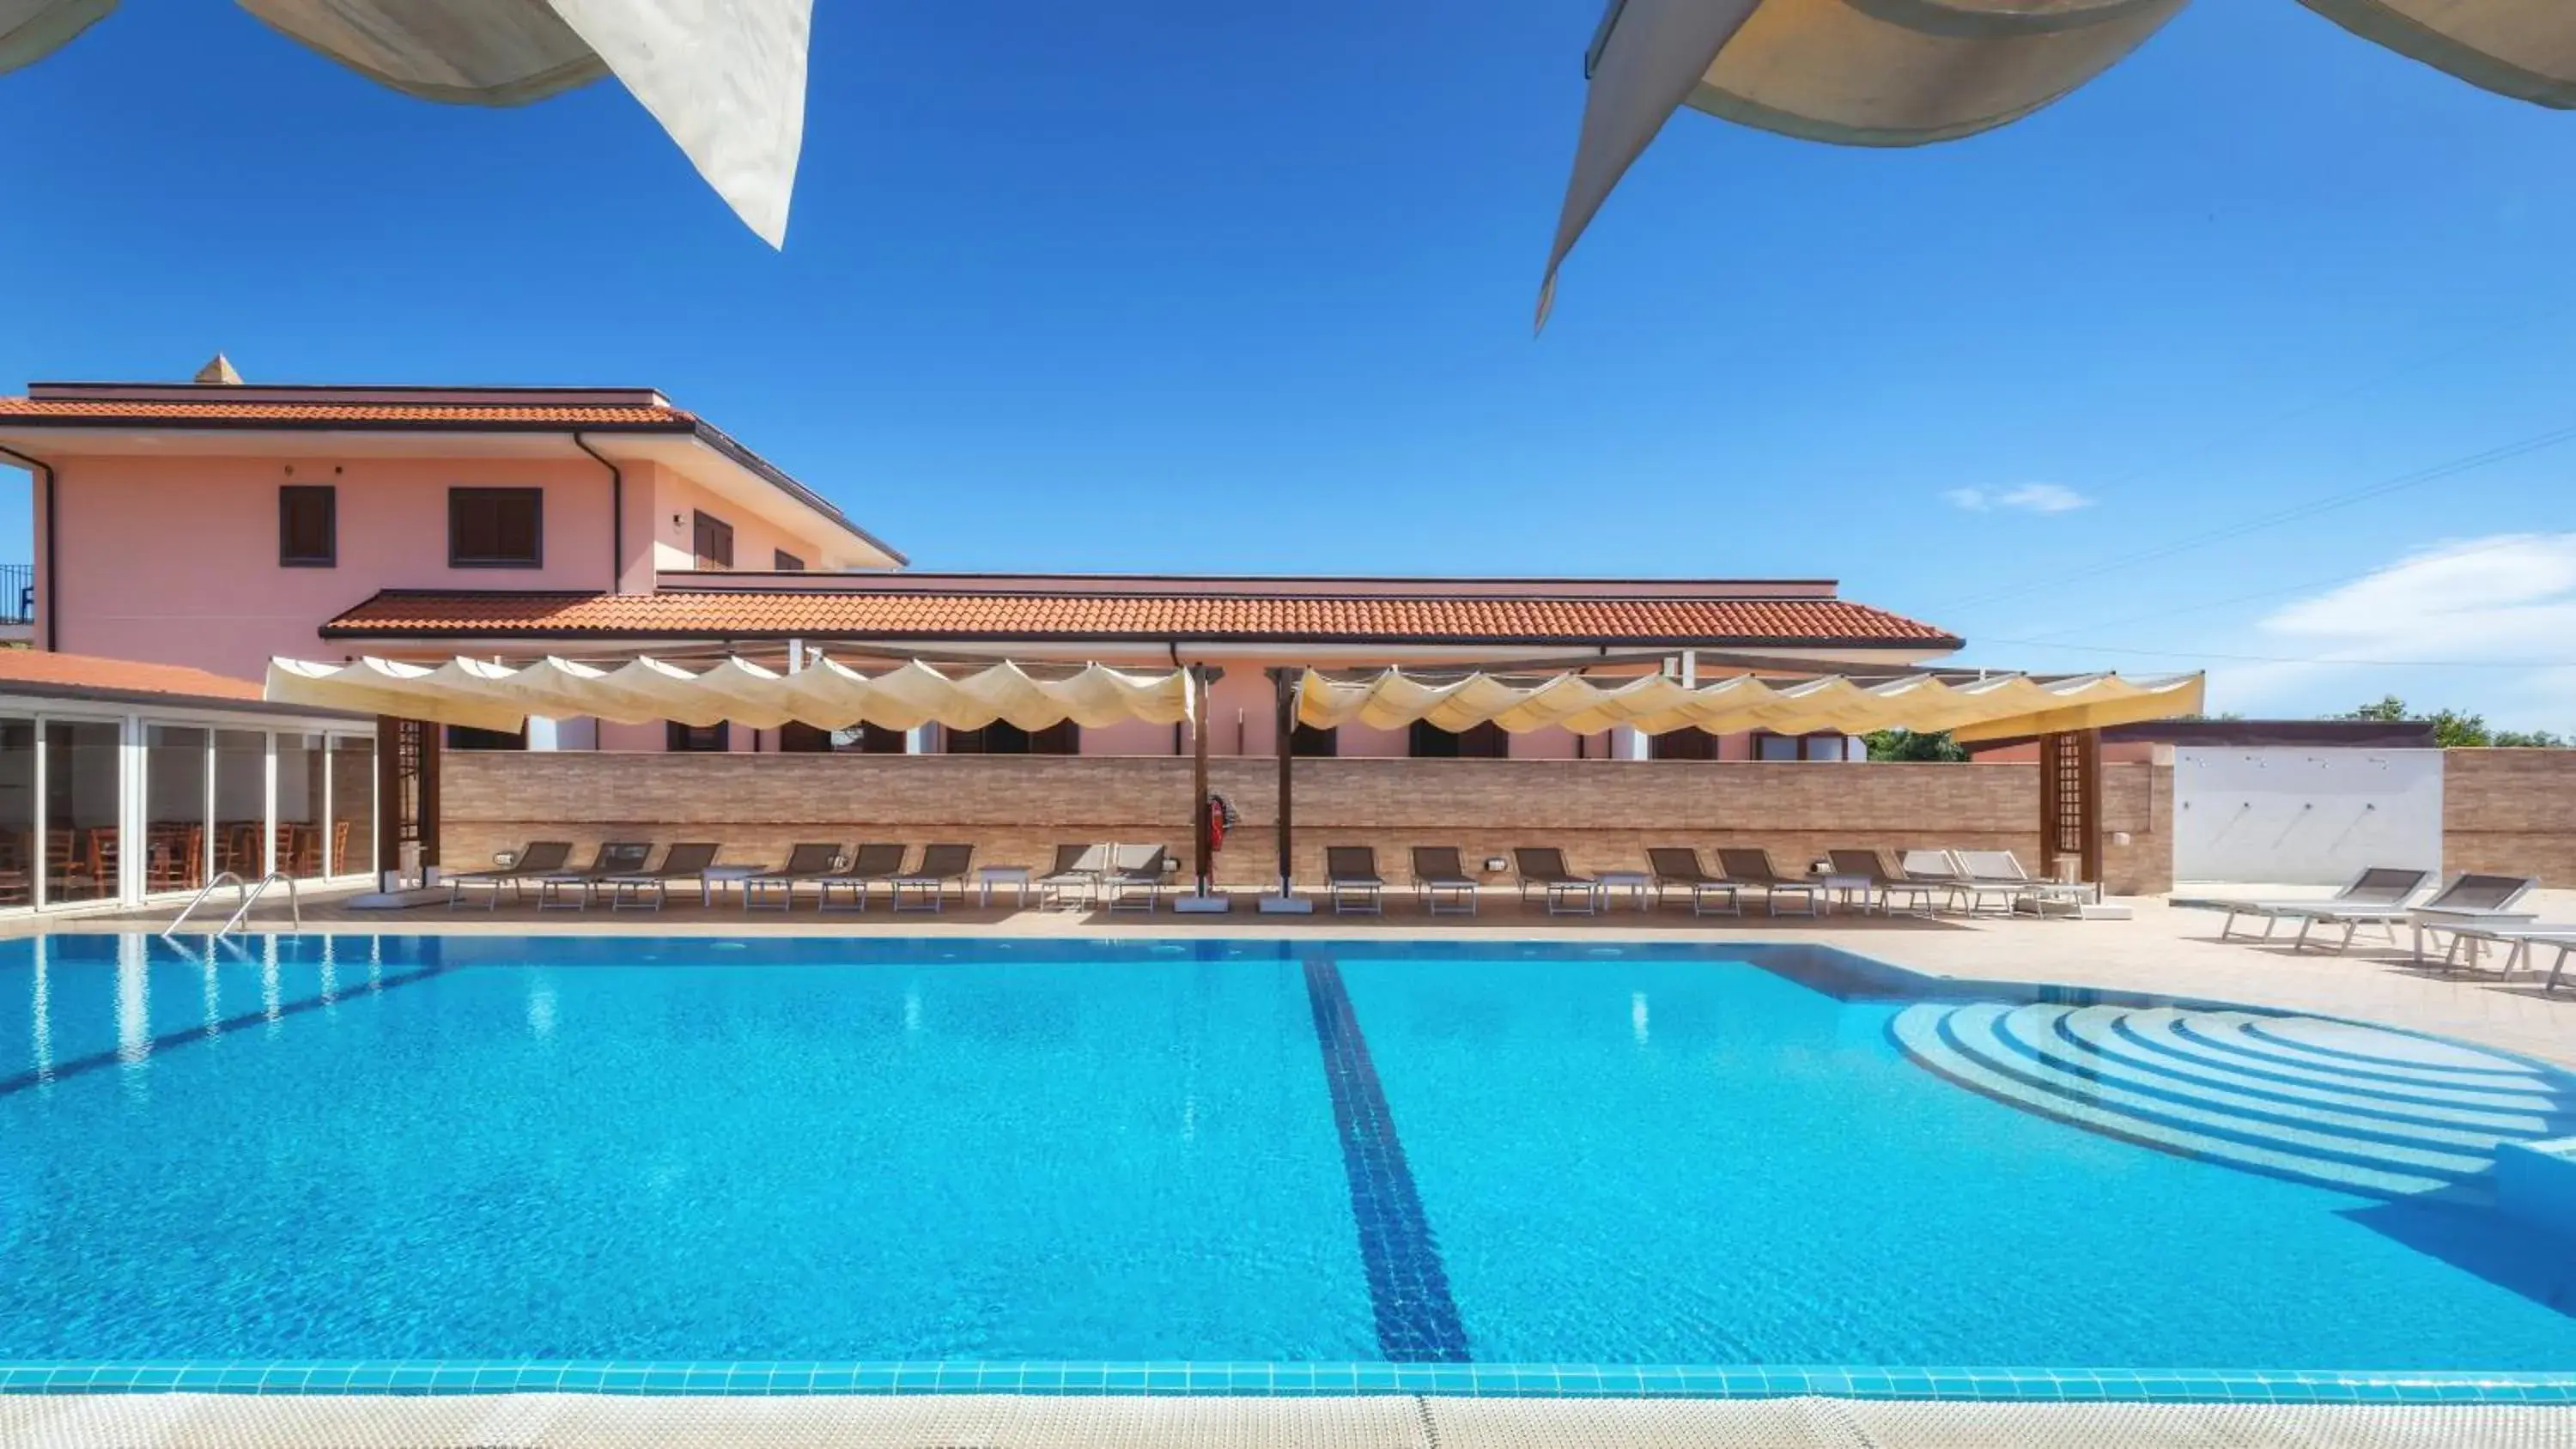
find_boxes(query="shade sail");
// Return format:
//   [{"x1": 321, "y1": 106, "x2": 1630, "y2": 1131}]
[
  {"x1": 265, "y1": 656, "x2": 1194, "y2": 733},
  {"x1": 1294, "y1": 666, "x2": 2204, "y2": 742},
  {"x1": 1546, "y1": 0, "x2": 2576, "y2": 316},
  {"x1": 1, "y1": 0, "x2": 808, "y2": 246}
]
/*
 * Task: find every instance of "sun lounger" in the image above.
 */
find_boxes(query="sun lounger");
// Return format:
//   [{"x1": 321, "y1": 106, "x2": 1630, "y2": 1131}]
[
  {"x1": 2286, "y1": 872, "x2": 2537, "y2": 955},
  {"x1": 1827, "y1": 848, "x2": 1941, "y2": 915},
  {"x1": 1715, "y1": 849, "x2": 1821, "y2": 917},
  {"x1": 601, "y1": 841, "x2": 721, "y2": 911},
  {"x1": 533, "y1": 841, "x2": 652, "y2": 910},
  {"x1": 446, "y1": 840, "x2": 572, "y2": 910},
  {"x1": 1038, "y1": 843, "x2": 1112, "y2": 910},
  {"x1": 1946, "y1": 849, "x2": 2049, "y2": 916},
  {"x1": 2418, "y1": 923, "x2": 2576, "y2": 981},
  {"x1": 2187, "y1": 867, "x2": 2432, "y2": 941},
  {"x1": 817, "y1": 842, "x2": 907, "y2": 912},
  {"x1": 890, "y1": 843, "x2": 975, "y2": 912},
  {"x1": 743, "y1": 842, "x2": 843, "y2": 911},
  {"x1": 1410, "y1": 846, "x2": 1479, "y2": 915},
  {"x1": 1897, "y1": 849, "x2": 1970, "y2": 912},
  {"x1": 1514, "y1": 847, "x2": 1596, "y2": 915},
  {"x1": 1646, "y1": 847, "x2": 1741, "y2": 916},
  {"x1": 1103, "y1": 844, "x2": 1169, "y2": 913},
  {"x1": 1325, "y1": 846, "x2": 1384, "y2": 915}
]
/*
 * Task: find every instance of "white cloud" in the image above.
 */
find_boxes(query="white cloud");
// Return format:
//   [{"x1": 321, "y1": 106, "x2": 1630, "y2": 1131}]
[
  {"x1": 2220, "y1": 532, "x2": 2576, "y2": 724},
  {"x1": 1944, "y1": 482, "x2": 2093, "y2": 514}
]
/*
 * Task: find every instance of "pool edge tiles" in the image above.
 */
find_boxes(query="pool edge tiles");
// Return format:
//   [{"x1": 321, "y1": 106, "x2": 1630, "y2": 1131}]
[
  {"x1": 1, "y1": 1362, "x2": 2572, "y2": 1403},
  {"x1": 1300, "y1": 956, "x2": 1473, "y2": 1364}
]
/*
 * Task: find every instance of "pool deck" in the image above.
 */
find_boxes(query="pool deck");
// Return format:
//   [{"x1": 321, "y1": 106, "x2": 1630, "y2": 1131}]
[
  {"x1": 6, "y1": 1390, "x2": 2568, "y2": 1448},
  {"x1": 27, "y1": 881, "x2": 2576, "y2": 1070}
]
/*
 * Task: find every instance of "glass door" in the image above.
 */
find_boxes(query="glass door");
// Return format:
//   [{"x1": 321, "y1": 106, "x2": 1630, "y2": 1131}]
[{"x1": 143, "y1": 724, "x2": 212, "y2": 895}]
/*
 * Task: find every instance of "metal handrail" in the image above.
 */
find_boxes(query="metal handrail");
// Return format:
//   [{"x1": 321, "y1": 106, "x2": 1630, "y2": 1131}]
[
  {"x1": 217, "y1": 873, "x2": 301, "y2": 939},
  {"x1": 161, "y1": 870, "x2": 301, "y2": 942},
  {"x1": 163, "y1": 871, "x2": 249, "y2": 942}
]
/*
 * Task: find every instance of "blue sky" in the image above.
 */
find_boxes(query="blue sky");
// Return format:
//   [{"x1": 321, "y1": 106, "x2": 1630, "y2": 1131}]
[{"x1": 3, "y1": 2, "x2": 2573, "y2": 726}]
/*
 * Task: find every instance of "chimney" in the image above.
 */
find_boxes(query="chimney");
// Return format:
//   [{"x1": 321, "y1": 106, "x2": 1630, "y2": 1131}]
[{"x1": 193, "y1": 352, "x2": 242, "y2": 385}]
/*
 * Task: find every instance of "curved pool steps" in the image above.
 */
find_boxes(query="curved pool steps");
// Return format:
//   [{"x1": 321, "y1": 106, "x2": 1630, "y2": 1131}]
[{"x1": 1891, "y1": 1001, "x2": 2576, "y2": 1200}]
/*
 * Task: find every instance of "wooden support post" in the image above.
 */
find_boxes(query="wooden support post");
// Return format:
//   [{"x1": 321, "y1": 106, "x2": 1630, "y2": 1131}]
[
  {"x1": 375, "y1": 717, "x2": 440, "y2": 883},
  {"x1": 1191, "y1": 664, "x2": 1212, "y2": 896},
  {"x1": 2037, "y1": 728, "x2": 2103, "y2": 884},
  {"x1": 1273, "y1": 667, "x2": 1295, "y2": 900}
]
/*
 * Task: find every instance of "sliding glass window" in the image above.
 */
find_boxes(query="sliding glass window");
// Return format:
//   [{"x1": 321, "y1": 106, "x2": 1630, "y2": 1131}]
[
  {"x1": 44, "y1": 720, "x2": 120, "y2": 904},
  {"x1": 145, "y1": 724, "x2": 211, "y2": 894},
  {"x1": 214, "y1": 730, "x2": 268, "y2": 879},
  {"x1": 330, "y1": 735, "x2": 374, "y2": 878},
  {"x1": 0, "y1": 719, "x2": 30, "y2": 908}
]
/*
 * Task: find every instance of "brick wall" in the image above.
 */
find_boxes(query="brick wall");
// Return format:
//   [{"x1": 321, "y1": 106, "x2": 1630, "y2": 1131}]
[
  {"x1": 441, "y1": 754, "x2": 2173, "y2": 894},
  {"x1": 2444, "y1": 749, "x2": 2576, "y2": 886}
]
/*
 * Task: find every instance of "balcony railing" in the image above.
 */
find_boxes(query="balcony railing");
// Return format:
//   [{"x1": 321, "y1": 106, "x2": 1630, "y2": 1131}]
[{"x1": 0, "y1": 565, "x2": 28, "y2": 627}]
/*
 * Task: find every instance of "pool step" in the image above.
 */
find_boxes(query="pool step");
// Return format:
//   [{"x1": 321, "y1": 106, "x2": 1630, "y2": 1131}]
[{"x1": 1891, "y1": 1001, "x2": 2576, "y2": 1199}]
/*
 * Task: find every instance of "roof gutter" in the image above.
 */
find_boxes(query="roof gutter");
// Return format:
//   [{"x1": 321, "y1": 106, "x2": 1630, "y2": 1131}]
[
  {"x1": 570, "y1": 433, "x2": 626, "y2": 595},
  {"x1": 0, "y1": 442, "x2": 56, "y2": 650}
]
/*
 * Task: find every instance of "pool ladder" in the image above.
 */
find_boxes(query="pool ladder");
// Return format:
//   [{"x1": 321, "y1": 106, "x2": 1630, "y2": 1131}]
[{"x1": 161, "y1": 870, "x2": 301, "y2": 943}]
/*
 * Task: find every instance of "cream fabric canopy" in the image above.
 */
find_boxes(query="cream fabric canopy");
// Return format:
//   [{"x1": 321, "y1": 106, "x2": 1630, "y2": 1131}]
[
  {"x1": 1294, "y1": 667, "x2": 2205, "y2": 743},
  {"x1": 266, "y1": 657, "x2": 1194, "y2": 735},
  {"x1": 1546, "y1": 0, "x2": 2576, "y2": 316},
  {"x1": 0, "y1": 0, "x2": 808, "y2": 246},
  {"x1": 268, "y1": 654, "x2": 2202, "y2": 744}
]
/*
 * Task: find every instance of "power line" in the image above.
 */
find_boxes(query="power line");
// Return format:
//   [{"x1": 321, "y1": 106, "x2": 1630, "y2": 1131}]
[
  {"x1": 1999, "y1": 533, "x2": 2554, "y2": 645},
  {"x1": 1930, "y1": 421, "x2": 2576, "y2": 615},
  {"x1": 2077, "y1": 299, "x2": 2576, "y2": 497}
]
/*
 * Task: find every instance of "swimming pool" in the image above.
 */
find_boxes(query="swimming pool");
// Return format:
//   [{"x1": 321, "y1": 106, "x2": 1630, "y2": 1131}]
[{"x1": 1, "y1": 933, "x2": 2572, "y2": 1398}]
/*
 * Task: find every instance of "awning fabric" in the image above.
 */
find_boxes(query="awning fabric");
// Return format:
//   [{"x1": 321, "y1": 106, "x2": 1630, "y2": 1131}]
[
  {"x1": 0, "y1": 0, "x2": 808, "y2": 246},
  {"x1": 1295, "y1": 666, "x2": 2204, "y2": 743},
  {"x1": 265, "y1": 657, "x2": 1194, "y2": 733},
  {"x1": 1546, "y1": 0, "x2": 2576, "y2": 317}
]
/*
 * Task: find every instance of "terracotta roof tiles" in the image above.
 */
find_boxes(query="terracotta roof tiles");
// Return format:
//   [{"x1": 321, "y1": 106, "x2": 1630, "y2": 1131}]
[
  {"x1": 0, "y1": 398, "x2": 690, "y2": 427},
  {"x1": 0, "y1": 649, "x2": 265, "y2": 704},
  {"x1": 322, "y1": 589, "x2": 1959, "y2": 648}
]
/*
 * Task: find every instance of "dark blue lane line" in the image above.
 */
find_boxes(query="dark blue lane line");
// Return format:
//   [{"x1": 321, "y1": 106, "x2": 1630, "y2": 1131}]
[
  {"x1": 1300, "y1": 956, "x2": 1471, "y2": 1364},
  {"x1": 2, "y1": 961, "x2": 447, "y2": 1099}
]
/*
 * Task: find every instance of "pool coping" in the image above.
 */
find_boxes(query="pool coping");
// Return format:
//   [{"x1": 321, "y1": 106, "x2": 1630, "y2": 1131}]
[{"x1": 2, "y1": 1361, "x2": 2573, "y2": 1404}]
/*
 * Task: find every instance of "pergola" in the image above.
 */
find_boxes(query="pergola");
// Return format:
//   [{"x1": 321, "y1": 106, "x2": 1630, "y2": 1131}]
[{"x1": 270, "y1": 649, "x2": 2202, "y2": 905}]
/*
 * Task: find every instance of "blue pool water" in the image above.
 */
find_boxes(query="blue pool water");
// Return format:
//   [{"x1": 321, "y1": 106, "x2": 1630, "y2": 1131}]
[{"x1": 0, "y1": 933, "x2": 2572, "y2": 1376}]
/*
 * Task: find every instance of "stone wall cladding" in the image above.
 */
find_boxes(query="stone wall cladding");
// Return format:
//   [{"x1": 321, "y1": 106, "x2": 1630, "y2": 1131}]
[
  {"x1": 440, "y1": 754, "x2": 2171, "y2": 894},
  {"x1": 2444, "y1": 749, "x2": 2576, "y2": 887}
]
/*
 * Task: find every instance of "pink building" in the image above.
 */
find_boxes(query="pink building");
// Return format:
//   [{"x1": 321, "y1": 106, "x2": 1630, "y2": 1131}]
[{"x1": 0, "y1": 374, "x2": 1963, "y2": 762}]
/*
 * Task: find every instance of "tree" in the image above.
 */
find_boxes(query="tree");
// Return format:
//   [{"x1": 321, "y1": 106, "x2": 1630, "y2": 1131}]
[
  {"x1": 1865, "y1": 728, "x2": 1968, "y2": 762},
  {"x1": 2336, "y1": 697, "x2": 2556, "y2": 749}
]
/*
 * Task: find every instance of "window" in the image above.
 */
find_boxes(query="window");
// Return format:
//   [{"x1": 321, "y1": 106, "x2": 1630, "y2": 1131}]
[
  {"x1": 1409, "y1": 720, "x2": 1508, "y2": 759},
  {"x1": 278, "y1": 485, "x2": 336, "y2": 567},
  {"x1": 692, "y1": 510, "x2": 735, "y2": 569},
  {"x1": 1753, "y1": 731, "x2": 1856, "y2": 761},
  {"x1": 1649, "y1": 728, "x2": 1720, "y2": 761},
  {"x1": 1291, "y1": 723, "x2": 1339, "y2": 757},
  {"x1": 945, "y1": 721, "x2": 1078, "y2": 755},
  {"x1": 667, "y1": 721, "x2": 730, "y2": 753},
  {"x1": 777, "y1": 721, "x2": 831, "y2": 753},
  {"x1": 773, "y1": 549, "x2": 805, "y2": 572},
  {"x1": 444, "y1": 725, "x2": 526, "y2": 752},
  {"x1": 449, "y1": 488, "x2": 543, "y2": 567}
]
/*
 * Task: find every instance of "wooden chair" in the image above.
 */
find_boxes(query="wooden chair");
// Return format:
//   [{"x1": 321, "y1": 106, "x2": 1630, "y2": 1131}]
[
  {"x1": 327, "y1": 820, "x2": 352, "y2": 876},
  {"x1": 46, "y1": 829, "x2": 94, "y2": 902},
  {"x1": 0, "y1": 832, "x2": 31, "y2": 907},
  {"x1": 85, "y1": 827, "x2": 119, "y2": 899}
]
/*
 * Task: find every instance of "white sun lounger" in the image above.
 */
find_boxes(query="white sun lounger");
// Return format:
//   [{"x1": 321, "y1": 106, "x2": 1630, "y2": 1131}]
[
  {"x1": 2182, "y1": 867, "x2": 2432, "y2": 941},
  {"x1": 2281, "y1": 872, "x2": 2537, "y2": 954}
]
